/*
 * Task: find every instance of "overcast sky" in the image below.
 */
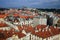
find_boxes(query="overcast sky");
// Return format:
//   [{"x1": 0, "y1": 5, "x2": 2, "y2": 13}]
[{"x1": 0, "y1": 0, "x2": 60, "y2": 9}]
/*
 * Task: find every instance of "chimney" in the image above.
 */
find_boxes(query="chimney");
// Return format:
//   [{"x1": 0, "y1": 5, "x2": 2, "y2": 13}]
[
  {"x1": 54, "y1": 26, "x2": 56, "y2": 28},
  {"x1": 46, "y1": 25, "x2": 49, "y2": 31},
  {"x1": 35, "y1": 27, "x2": 37, "y2": 30},
  {"x1": 42, "y1": 29, "x2": 44, "y2": 32},
  {"x1": 46, "y1": 25, "x2": 49, "y2": 29},
  {"x1": 31, "y1": 24, "x2": 33, "y2": 27},
  {"x1": 39, "y1": 28, "x2": 41, "y2": 31},
  {"x1": 22, "y1": 30, "x2": 26, "y2": 34},
  {"x1": 49, "y1": 28, "x2": 51, "y2": 32}
]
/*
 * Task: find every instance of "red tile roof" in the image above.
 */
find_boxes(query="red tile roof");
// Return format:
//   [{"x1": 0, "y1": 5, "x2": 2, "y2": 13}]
[
  {"x1": 0, "y1": 23, "x2": 8, "y2": 27},
  {"x1": 0, "y1": 15, "x2": 6, "y2": 18},
  {"x1": 0, "y1": 22, "x2": 60, "y2": 39},
  {"x1": 19, "y1": 15, "x2": 29, "y2": 19},
  {"x1": 18, "y1": 26, "x2": 23, "y2": 31},
  {"x1": 25, "y1": 25, "x2": 35, "y2": 33},
  {"x1": 13, "y1": 13, "x2": 19, "y2": 17},
  {"x1": 35, "y1": 29, "x2": 52, "y2": 38},
  {"x1": 34, "y1": 26, "x2": 60, "y2": 38},
  {"x1": 14, "y1": 32, "x2": 26, "y2": 38},
  {"x1": 0, "y1": 28, "x2": 26, "y2": 39},
  {"x1": 50, "y1": 26, "x2": 60, "y2": 35},
  {"x1": 35, "y1": 25, "x2": 46, "y2": 30},
  {"x1": 0, "y1": 13, "x2": 8, "y2": 18}
]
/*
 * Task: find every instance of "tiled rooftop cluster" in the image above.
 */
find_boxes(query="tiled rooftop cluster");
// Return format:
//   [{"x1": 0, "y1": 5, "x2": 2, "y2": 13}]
[
  {"x1": 0, "y1": 24, "x2": 60, "y2": 40},
  {"x1": 0, "y1": 8, "x2": 60, "y2": 40},
  {"x1": 0, "y1": 9, "x2": 38, "y2": 19}
]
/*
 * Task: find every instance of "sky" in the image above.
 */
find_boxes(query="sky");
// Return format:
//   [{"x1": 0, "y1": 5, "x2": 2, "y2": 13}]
[{"x1": 0, "y1": 0, "x2": 60, "y2": 9}]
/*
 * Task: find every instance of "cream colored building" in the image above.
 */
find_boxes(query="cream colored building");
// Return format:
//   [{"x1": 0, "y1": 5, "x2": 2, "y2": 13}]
[{"x1": 39, "y1": 17, "x2": 47, "y2": 25}]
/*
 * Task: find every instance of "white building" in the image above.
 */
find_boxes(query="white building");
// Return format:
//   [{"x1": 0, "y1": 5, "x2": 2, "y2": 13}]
[
  {"x1": 39, "y1": 16, "x2": 47, "y2": 25},
  {"x1": 18, "y1": 18, "x2": 33, "y2": 25}
]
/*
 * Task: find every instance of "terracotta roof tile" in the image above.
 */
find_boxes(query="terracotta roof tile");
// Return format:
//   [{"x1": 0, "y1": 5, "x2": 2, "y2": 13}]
[
  {"x1": 13, "y1": 13, "x2": 19, "y2": 17},
  {"x1": 18, "y1": 26, "x2": 23, "y2": 31},
  {"x1": 35, "y1": 30, "x2": 52, "y2": 38},
  {"x1": 26, "y1": 26, "x2": 35, "y2": 32},
  {"x1": 0, "y1": 15, "x2": 6, "y2": 18},
  {"x1": 35, "y1": 25, "x2": 46, "y2": 30},
  {"x1": 0, "y1": 23, "x2": 8, "y2": 27},
  {"x1": 14, "y1": 32, "x2": 26, "y2": 38}
]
